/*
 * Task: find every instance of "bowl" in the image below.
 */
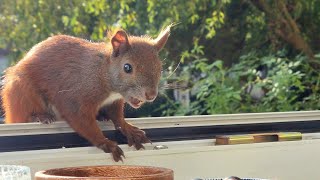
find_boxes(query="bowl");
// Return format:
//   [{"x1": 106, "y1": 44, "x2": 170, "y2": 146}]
[{"x1": 35, "y1": 165, "x2": 173, "y2": 180}]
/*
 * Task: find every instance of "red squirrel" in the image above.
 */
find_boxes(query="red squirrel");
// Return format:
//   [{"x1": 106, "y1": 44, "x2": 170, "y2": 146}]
[{"x1": 1, "y1": 25, "x2": 171, "y2": 162}]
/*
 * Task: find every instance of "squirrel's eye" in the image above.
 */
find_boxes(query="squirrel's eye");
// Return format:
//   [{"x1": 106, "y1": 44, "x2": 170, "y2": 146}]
[{"x1": 124, "y1": 63, "x2": 133, "y2": 73}]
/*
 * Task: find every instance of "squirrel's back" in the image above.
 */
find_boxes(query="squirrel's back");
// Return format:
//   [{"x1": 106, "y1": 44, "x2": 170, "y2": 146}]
[{"x1": 2, "y1": 35, "x2": 110, "y2": 123}]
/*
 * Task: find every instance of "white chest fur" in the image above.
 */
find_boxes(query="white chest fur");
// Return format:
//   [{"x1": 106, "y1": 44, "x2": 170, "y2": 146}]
[{"x1": 99, "y1": 92, "x2": 123, "y2": 108}]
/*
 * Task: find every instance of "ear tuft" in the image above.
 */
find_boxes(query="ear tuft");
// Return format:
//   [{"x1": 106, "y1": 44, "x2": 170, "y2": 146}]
[
  {"x1": 154, "y1": 24, "x2": 173, "y2": 51},
  {"x1": 111, "y1": 30, "x2": 130, "y2": 57}
]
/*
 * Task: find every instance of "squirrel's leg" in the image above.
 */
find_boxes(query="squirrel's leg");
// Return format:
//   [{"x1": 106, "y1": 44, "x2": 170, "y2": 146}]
[
  {"x1": 2, "y1": 78, "x2": 47, "y2": 123},
  {"x1": 67, "y1": 114, "x2": 124, "y2": 162},
  {"x1": 105, "y1": 99, "x2": 151, "y2": 150},
  {"x1": 55, "y1": 101, "x2": 124, "y2": 162}
]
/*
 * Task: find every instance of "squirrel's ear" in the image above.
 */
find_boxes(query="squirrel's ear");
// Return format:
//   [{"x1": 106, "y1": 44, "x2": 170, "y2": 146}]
[
  {"x1": 154, "y1": 25, "x2": 172, "y2": 51},
  {"x1": 111, "y1": 30, "x2": 130, "y2": 57}
]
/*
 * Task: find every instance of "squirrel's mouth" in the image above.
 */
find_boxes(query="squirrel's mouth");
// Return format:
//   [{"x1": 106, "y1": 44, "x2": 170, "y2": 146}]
[{"x1": 128, "y1": 97, "x2": 144, "y2": 109}]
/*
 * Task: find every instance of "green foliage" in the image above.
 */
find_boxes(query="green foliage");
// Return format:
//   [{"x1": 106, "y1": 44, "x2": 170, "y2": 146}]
[
  {"x1": 0, "y1": 0, "x2": 229, "y2": 63},
  {"x1": 235, "y1": 53, "x2": 310, "y2": 112},
  {"x1": 0, "y1": 0, "x2": 319, "y2": 117},
  {"x1": 0, "y1": 0, "x2": 118, "y2": 62},
  {"x1": 192, "y1": 59, "x2": 242, "y2": 114},
  {"x1": 159, "y1": 44, "x2": 320, "y2": 116}
]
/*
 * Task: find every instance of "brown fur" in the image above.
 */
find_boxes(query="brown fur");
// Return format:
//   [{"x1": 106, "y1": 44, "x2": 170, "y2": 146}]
[{"x1": 1, "y1": 25, "x2": 171, "y2": 162}]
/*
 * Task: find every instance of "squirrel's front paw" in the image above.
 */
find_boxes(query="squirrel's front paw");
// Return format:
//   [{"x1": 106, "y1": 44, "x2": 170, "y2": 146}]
[
  {"x1": 119, "y1": 123, "x2": 152, "y2": 150},
  {"x1": 98, "y1": 139, "x2": 125, "y2": 162}
]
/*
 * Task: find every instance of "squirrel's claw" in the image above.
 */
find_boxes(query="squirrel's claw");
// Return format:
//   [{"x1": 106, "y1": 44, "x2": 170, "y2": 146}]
[
  {"x1": 98, "y1": 139, "x2": 126, "y2": 162},
  {"x1": 120, "y1": 123, "x2": 151, "y2": 150}
]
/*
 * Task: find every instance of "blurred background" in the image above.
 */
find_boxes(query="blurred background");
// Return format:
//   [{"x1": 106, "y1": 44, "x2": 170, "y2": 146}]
[{"x1": 0, "y1": 0, "x2": 319, "y2": 118}]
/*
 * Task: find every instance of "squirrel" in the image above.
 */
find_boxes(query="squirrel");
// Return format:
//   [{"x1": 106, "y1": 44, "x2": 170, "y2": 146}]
[{"x1": 1, "y1": 25, "x2": 171, "y2": 162}]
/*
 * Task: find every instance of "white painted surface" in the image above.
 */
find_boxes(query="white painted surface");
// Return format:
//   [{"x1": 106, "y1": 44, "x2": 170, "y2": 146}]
[
  {"x1": 1, "y1": 111, "x2": 320, "y2": 179},
  {"x1": 1, "y1": 138, "x2": 320, "y2": 180}
]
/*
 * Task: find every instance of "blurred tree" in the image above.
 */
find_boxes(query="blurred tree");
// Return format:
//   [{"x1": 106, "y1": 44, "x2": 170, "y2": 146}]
[
  {"x1": 0, "y1": 0, "x2": 319, "y2": 116},
  {"x1": 249, "y1": 0, "x2": 320, "y2": 69},
  {"x1": 0, "y1": 0, "x2": 120, "y2": 62}
]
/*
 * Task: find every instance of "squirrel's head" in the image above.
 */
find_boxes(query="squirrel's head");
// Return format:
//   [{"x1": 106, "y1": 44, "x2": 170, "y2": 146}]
[{"x1": 108, "y1": 25, "x2": 171, "y2": 108}]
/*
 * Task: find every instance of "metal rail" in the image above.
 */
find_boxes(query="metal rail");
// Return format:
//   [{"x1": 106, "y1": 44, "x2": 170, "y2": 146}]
[{"x1": 0, "y1": 110, "x2": 320, "y2": 136}]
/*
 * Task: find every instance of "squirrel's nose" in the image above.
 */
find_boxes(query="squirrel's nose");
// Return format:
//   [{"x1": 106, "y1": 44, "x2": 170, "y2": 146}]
[{"x1": 145, "y1": 90, "x2": 158, "y2": 102}]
